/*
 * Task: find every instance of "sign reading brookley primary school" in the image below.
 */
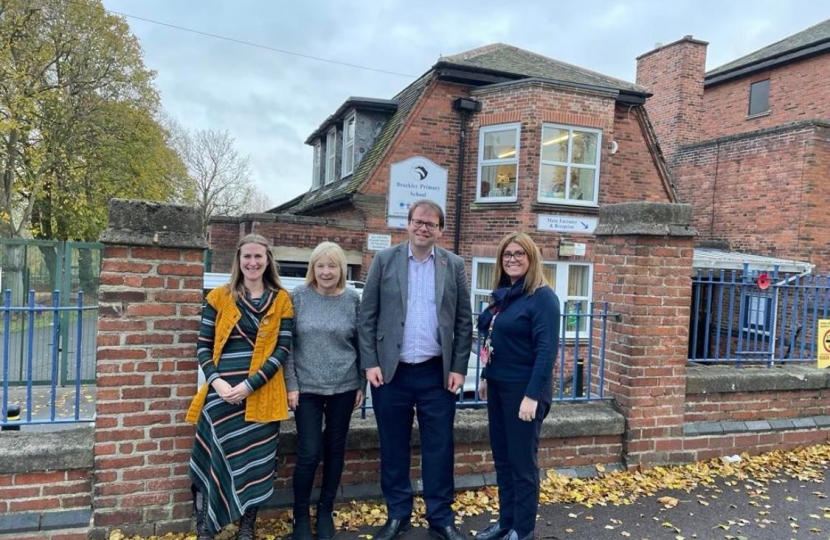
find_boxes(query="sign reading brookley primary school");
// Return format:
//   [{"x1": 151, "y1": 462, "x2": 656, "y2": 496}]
[{"x1": 387, "y1": 157, "x2": 448, "y2": 229}]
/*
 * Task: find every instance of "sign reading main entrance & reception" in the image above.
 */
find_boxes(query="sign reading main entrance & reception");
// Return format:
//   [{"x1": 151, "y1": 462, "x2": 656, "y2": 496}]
[{"x1": 387, "y1": 157, "x2": 448, "y2": 229}]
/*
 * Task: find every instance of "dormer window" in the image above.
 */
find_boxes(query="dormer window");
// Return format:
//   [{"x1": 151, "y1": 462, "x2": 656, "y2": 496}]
[
  {"x1": 312, "y1": 141, "x2": 322, "y2": 188},
  {"x1": 342, "y1": 114, "x2": 355, "y2": 177},
  {"x1": 325, "y1": 128, "x2": 337, "y2": 184}
]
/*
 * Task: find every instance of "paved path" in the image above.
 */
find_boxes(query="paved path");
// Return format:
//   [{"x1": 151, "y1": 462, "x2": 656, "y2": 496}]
[{"x1": 329, "y1": 463, "x2": 830, "y2": 540}]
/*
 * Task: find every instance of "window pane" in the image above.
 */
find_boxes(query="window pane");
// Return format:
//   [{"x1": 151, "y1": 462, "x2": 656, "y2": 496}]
[
  {"x1": 539, "y1": 164, "x2": 567, "y2": 199},
  {"x1": 483, "y1": 128, "x2": 517, "y2": 160},
  {"x1": 570, "y1": 167, "x2": 595, "y2": 201},
  {"x1": 481, "y1": 164, "x2": 517, "y2": 198},
  {"x1": 345, "y1": 117, "x2": 355, "y2": 142},
  {"x1": 748, "y1": 79, "x2": 770, "y2": 116},
  {"x1": 571, "y1": 131, "x2": 598, "y2": 165},
  {"x1": 568, "y1": 265, "x2": 589, "y2": 296},
  {"x1": 541, "y1": 127, "x2": 569, "y2": 162},
  {"x1": 565, "y1": 300, "x2": 589, "y2": 333},
  {"x1": 476, "y1": 262, "x2": 495, "y2": 289},
  {"x1": 542, "y1": 263, "x2": 556, "y2": 289}
]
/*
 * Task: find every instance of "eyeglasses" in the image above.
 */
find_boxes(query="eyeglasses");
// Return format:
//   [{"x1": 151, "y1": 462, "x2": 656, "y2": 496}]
[
  {"x1": 410, "y1": 219, "x2": 440, "y2": 232},
  {"x1": 502, "y1": 250, "x2": 527, "y2": 261}
]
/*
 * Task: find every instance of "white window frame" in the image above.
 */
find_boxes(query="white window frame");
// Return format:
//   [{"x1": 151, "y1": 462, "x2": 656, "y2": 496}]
[
  {"x1": 342, "y1": 114, "x2": 355, "y2": 178},
  {"x1": 312, "y1": 141, "x2": 322, "y2": 188},
  {"x1": 476, "y1": 123, "x2": 520, "y2": 203},
  {"x1": 471, "y1": 257, "x2": 593, "y2": 339},
  {"x1": 325, "y1": 128, "x2": 337, "y2": 185},
  {"x1": 538, "y1": 123, "x2": 602, "y2": 207},
  {"x1": 742, "y1": 292, "x2": 772, "y2": 335}
]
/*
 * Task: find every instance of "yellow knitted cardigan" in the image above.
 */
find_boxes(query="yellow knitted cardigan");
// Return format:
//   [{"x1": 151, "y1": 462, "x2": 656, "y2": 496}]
[{"x1": 186, "y1": 285, "x2": 293, "y2": 424}]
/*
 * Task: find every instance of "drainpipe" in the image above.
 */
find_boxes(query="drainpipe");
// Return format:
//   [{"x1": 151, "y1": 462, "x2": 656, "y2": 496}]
[{"x1": 451, "y1": 97, "x2": 482, "y2": 254}]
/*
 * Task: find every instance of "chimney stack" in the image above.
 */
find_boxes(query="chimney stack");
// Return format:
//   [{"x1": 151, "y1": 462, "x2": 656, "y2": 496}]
[{"x1": 636, "y1": 36, "x2": 708, "y2": 165}]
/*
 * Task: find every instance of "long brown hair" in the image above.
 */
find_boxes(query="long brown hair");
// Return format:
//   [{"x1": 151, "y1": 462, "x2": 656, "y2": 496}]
[
  {"x1": 228, "y1": 234, "x2": 282, "y2": 300},
  {"x1": 491, "y1": 232, "x2": 549, "y2": 296}
]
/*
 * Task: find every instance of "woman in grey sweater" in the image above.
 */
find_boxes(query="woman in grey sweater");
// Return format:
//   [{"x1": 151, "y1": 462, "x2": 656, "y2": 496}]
[{"x1": 285, "y1": 242, "x2": 365, "y2": 540}]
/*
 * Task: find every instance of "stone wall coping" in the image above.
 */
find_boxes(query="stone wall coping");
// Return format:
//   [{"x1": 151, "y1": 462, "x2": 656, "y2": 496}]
[
  {"x1": 595, "y1": 202, "x2": 697, "y2": 237},
  {"x1": 100, "y1": 199, "x2": 208, "y2": 249},
  {"x1": 686, "y1": 364, "x2": 830, "y2": 394},
  {"x1": 0, "y1": 425, "x2": 94, "y2": 474}
]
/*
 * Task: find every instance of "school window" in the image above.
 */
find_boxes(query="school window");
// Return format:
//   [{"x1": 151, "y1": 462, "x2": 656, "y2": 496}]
[
  {"x1": 742, "y1": 292, "x2": 772, "y2": 334},
  {"x1": 538, "y1": 124, "x2": 601, "y2": 206},
  {"x1": 342, "y1": 114, "x2": 355, "y2": 177},
  {"x1": 325, "y1": 128, "x2": 337, "y2": 184},
  {"x1": 312, "y1": 141, "x2": 322, "y2": 188},
  {"x1": 748, "y1": 79, "x2": 770, "y2": 116},
  {"x1": 477, "y1": 123, "x2": 520, "y2": 202},
  {"x1": 471, "y1": 258, "x2": 593, "y2": 337}
]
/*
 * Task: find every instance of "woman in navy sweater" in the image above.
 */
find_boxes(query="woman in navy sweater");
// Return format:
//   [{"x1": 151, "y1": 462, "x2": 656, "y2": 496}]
[{"x1": 475, "y1": 233, "x2": 560, "y2": 540}]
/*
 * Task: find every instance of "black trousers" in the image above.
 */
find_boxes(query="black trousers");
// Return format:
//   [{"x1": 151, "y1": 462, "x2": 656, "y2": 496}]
[
  {"x1": 486, "y1": 379, "x2": 550, "y2": 538},
  {"x1": 371, "y1": 357, "x2": 456, "y2": 527},
  {"x1": 292, "y1": 390, "x2": 357, "y2": 518}
]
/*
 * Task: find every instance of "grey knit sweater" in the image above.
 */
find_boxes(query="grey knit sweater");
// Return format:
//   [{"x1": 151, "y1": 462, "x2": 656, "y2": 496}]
[{"x1": 284, "y1": 284, "x2": 365, "y2": 395}]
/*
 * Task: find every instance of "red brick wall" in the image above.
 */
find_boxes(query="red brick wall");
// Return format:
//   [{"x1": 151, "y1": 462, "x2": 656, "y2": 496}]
[
  {"x1": 271, "y1": 436, "x2": 623, "y2": 490},
  {"x1": 636, "y1": 38, "x2": 708, "y2": 162},
  {"x1": 0, "y1": 469, "x2": 91, "y2": 514},
  {"x1": 679, "y1": 430, "x2": 829, "y2": 463},
  {"x1": 686, "y1": 390, "x2": 830, "y2": 423},
  {"x1": 352, "y1": 78, "x2": 674, "y2": 277},
  {"x1": 701, "y1": 54, "x2": 830, "y2": 139},
  {"x1": 673, "y1": 123, "x2": 830, "y2": 270},
  {"x1": 94, "y1": 244, "x2": 203, "y2": 533},
  {"x1": 593, "y1": 231, "x2": 695, "y2": 467}
]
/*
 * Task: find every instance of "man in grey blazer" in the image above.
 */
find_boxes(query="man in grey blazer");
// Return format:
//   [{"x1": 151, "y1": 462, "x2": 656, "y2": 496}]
[{"x1": 359, "y1": 199, "x2": 473, "y2": 540}]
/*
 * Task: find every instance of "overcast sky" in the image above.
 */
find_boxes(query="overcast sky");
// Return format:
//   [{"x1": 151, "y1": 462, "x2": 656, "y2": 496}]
[{"x1": 100, "y1": 1, "x2": 829, "y2": 207}]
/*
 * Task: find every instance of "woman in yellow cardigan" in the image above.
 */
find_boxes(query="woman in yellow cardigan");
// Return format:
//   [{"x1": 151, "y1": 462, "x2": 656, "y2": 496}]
[{"x1": 187, "y1": 234, "x2": 293, "y2": 540}]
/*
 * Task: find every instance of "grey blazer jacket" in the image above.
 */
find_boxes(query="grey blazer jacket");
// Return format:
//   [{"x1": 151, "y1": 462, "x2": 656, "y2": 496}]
[{"x1": 358, "y1": 242, "x2": 473, "y2": 384}]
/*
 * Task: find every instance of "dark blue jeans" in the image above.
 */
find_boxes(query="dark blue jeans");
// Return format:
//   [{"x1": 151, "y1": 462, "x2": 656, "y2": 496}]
[
  {"x1": 292, "y1": 390, "x2": 357, "y2": 518},
  {"x1": 486, "y1": 379, "x2": 551, "y2": 538}
]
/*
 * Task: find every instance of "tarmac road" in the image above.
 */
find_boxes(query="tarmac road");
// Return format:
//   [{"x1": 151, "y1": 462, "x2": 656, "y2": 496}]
[{"x1": 335, "y1": 468, "x2": 830, "y2": 540}]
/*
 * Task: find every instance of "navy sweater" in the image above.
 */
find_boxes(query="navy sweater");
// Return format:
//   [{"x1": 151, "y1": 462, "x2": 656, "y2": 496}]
[{"x1": 477, "y1": 278, "x2": 561, "y2": 402}]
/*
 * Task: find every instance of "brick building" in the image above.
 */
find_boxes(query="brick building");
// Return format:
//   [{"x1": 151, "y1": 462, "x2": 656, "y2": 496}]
[
  {"x1": 212, "y1": 42, "x2": 678, "y2": 317},
  {"x1": 636, "y1": 19, "x2": 830, "y2": 271}
]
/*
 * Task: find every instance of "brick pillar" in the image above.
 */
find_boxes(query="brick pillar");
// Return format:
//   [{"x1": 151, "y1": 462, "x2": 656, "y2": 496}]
[
  {"x1": 593, "y1": 202, "x2": 696, "y2": 469},
  {"x1": 92, "y1": 199, "x2": 207, "y2": 538},
  {"x1": 636, "y1": 36, "x2": 708, "y2": 164}
]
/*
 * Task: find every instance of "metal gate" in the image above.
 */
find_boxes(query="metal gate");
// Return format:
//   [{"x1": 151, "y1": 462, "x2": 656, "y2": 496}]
[{"x1": 0, "y1": 239, "x2": 101, "y2": 386}]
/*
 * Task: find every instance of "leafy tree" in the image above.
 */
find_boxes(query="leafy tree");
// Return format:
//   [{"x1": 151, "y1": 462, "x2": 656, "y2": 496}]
[
  {"x1": 0, "y1": 0, "x2": 183, "y2": 241},
  {"x1": 0, "y1": 0, "x2": 188, "y2": 296}
]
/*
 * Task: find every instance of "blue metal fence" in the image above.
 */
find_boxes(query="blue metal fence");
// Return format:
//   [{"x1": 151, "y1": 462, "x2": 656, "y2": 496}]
[
  {"x1": 359, "y1": 301, "x2": 613, "y2": 417},
  {"x1": 690, "y1": 266, "x2": 830, "y2": 365},
  {"x1": 1, "y1": 290, "x2": 96, "y2": 428}
]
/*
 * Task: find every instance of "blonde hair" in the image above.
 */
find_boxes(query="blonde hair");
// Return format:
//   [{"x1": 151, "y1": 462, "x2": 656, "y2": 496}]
[
  {"x1": 492, "y1": 232, "x2": 549, "y2": 295},
  {"x1": 228, "y1": 234, "x2": 282, "y2": 300},
  {"x1": 305, "y1": 241, "x2": 347, "y2": 291}
]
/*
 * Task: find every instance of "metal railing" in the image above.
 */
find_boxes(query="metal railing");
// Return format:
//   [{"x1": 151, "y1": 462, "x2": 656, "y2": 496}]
[
  {"x1": 1, "y1": 290, "x2": 97, "y2": 428},
  {"x1": 690, "y1": 267, "x2": 830, "y2": 366},
  {"x1": 359, "y1": 301, "x2": 613, "y2": 417}
]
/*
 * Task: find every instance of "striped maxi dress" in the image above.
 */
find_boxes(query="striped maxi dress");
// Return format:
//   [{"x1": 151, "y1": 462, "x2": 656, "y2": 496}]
[{"x1": 190, "y1": 291, "x2": 293, "y2": 534}]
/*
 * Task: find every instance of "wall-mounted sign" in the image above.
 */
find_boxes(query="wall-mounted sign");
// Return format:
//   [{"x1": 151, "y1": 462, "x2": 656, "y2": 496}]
[
  {"x1": 387, "y1": 157, "x2": 448, "y2": 229},
  {"x1": 537, "y1": 214, "x2": 597, "y2": 234},
  {"x1": 367, "y1": 234, "x2": 392, "y2": 252}
]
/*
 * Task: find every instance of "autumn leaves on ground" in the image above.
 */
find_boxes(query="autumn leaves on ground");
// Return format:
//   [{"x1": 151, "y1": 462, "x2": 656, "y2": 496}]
[{"x1": 109, "y1": 443, "x2": 830, "y2": 540}]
